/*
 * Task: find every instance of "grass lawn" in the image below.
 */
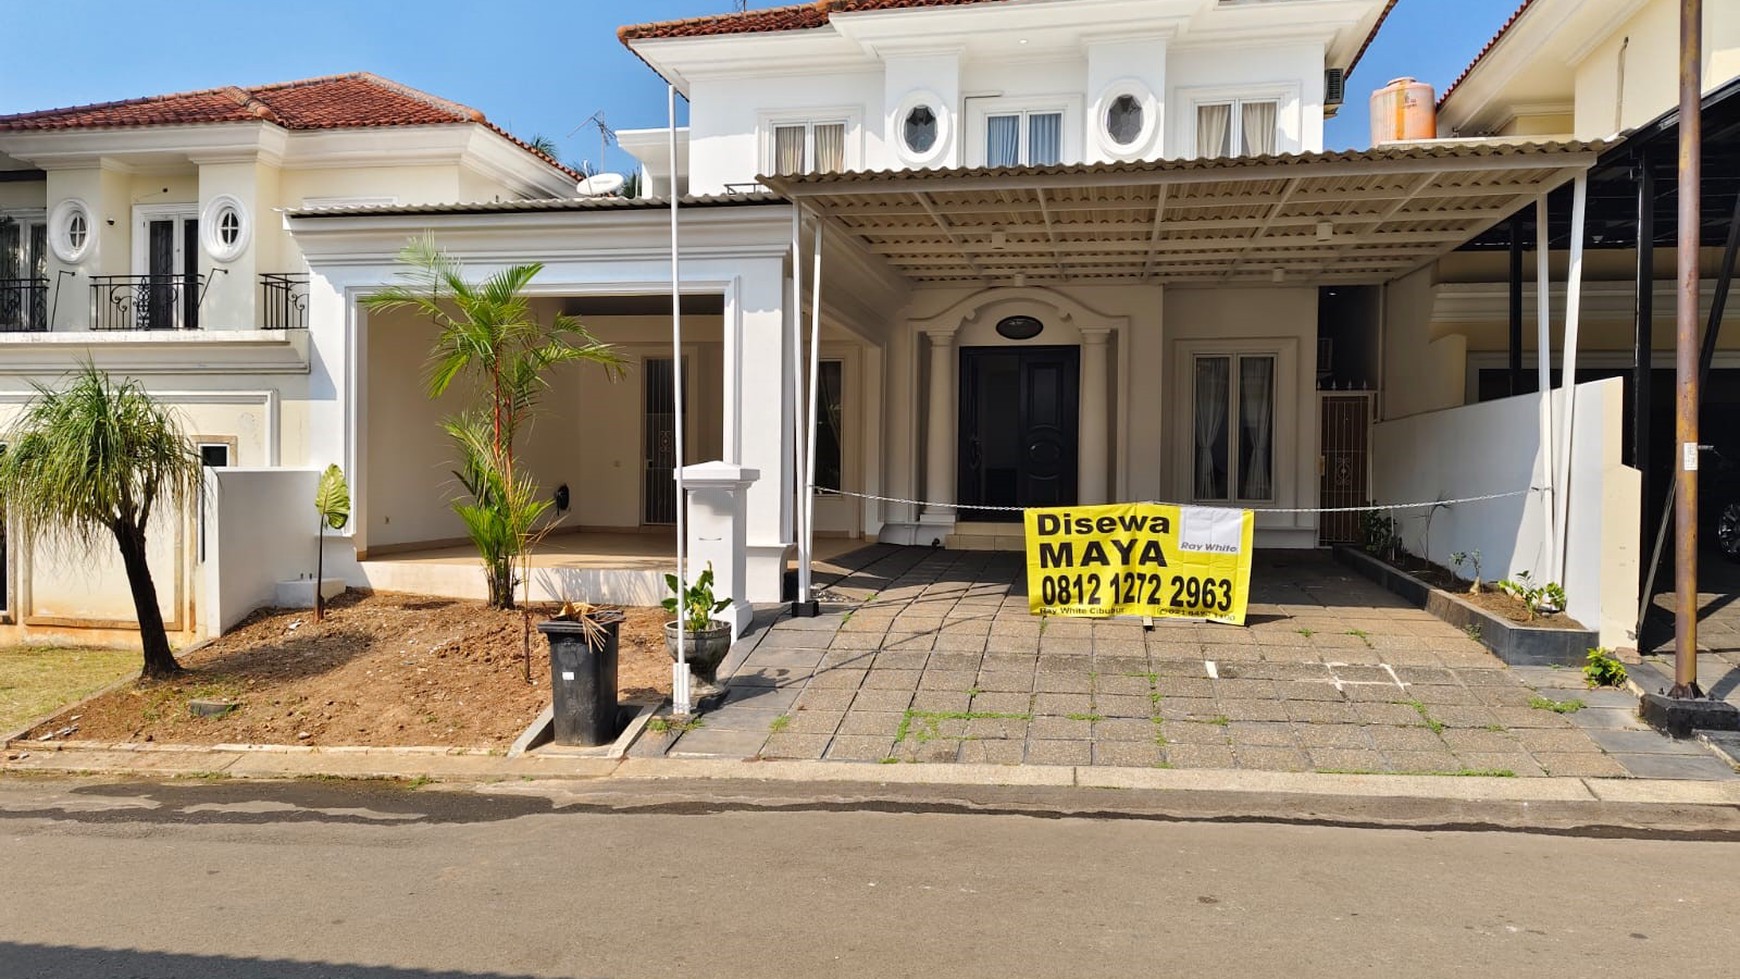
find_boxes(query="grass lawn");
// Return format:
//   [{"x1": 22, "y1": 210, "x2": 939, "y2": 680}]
[{"x1": 0, "y1": 646, "x2": 138, "y2": 735}]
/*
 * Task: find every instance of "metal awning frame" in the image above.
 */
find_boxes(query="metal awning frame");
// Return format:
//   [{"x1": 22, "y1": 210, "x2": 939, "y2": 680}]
[{"x1": 761, "y1": 143, "x2": 1605, "y2": 289}]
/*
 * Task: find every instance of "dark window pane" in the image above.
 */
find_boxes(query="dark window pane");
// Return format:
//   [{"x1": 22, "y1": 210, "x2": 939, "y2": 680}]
[
  {"x1": 815, "y1": 361, "x2": 844, "y2": 493},
  {"x1": 1193, "y1": 356, "x2": 1230, "y2": 500}
]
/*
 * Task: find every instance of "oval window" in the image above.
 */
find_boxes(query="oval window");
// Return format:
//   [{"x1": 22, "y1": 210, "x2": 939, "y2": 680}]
[
  {"x1": 1106, "y1": 94, "x2": 1144, "y2": 147},
  {"x1": 996, "y1": 315, "x2": 1043, "y2": 340},
  {"x1": 218, "y1": 207, "x2": 241, "y2": 246},
  {"x1": 903, "y1": 105, "x2": 938, "y2": 155}
]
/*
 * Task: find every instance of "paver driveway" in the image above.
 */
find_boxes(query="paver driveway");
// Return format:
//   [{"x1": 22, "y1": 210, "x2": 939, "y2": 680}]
[{"x1": 658, "y1": 547, "x2": 1735, "y2": 780}]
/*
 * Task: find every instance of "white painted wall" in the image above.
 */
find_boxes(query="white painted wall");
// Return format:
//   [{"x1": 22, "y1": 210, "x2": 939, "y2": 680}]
[
  {"x1": 1372, "y1": 377, "x2": 1639, "y2": 647},
  {"x1": 655, "y1": 1, "x2": 1349, "y2": 194},
  {"x1": 203, "y1": 467, "x2": 322, "y2": 634}
]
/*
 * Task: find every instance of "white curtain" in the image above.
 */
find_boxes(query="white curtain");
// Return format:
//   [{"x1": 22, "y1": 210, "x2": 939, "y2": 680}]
[
  {"x1": 813, "y1": 123, "x2": 846, "y2": 173},
  {"x1": 987, "y1": 115, "x2": 1021, "y2": 167},
  {"x1": 1196, "y1": 103, "x2": 1232, "y2": 159},
  {"x1": 1194, "y1": 357, "x2": 1230, "y2": 499},
  {"x1": 1239, "y1": 356, "x2": 1275, "y2": 500},
  {"x1": 1027, "y1": 112, "x2": 1062, "y2": 166},
  {"x1": 1241, "y1": 101, "x2": 1279, "y2": 156},
  {"x1": 774, "y1": 125, "x2": 806, "y2": 175}
]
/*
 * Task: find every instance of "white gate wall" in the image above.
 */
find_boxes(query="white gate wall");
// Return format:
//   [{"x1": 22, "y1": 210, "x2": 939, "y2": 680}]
[{"x1": 1372, "y1": 377, "x2": 1640, "y2": 647}]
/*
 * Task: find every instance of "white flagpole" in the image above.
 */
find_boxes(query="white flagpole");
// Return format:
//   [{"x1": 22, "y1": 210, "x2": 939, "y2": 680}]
[
  {"x1": 800, "y1": 217, "x2": 825, "y2": 611},
  {"x1": 668, "y1": 83, "x2": 691, "y2": 715}
]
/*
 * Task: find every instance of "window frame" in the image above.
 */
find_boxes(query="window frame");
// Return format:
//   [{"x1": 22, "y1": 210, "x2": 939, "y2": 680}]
[
  {"x1": 193, "y1": 438, "x2": 235, "y2": 564},
  {"x1": 760, "y1": 108, "x2": 861, "y2": 176},
  {"x1": 1186, "y1": 352, "x2": 1279, "y2": 505},
  {"x1": 1175, "y1": 82, "x2": 1301, "y2": 159},
  {"x1": 1172, "y1": 337, "x2": 1297, "y2": 509},
  {"x1": 965, "y1": 95, "x2": 1080, "y2": 168}
]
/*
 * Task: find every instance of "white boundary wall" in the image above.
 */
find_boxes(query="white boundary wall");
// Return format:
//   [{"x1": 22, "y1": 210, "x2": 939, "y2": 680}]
[
  {"x1": 202, "y1": 468, "x2": 336, "y2": 635},
  {"x1": 1373, "y1": 377, "x2": 1640, "y2": 648}
]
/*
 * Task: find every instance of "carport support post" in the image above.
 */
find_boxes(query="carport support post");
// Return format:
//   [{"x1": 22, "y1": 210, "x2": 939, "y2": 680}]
[
  {"x1": 795, "y1": 215, "x2": 824, "y2": 617},
  {"x1": 1554, "y1": 173, "x2": 1589, "y2": 582},
  {"x1": 1632, "y1": 157, "x2": 1654, "y2": 515},
  {"x1": 1508, "y1": 217, "x2": 1524, "y2": 396},
  {"x1": 1534, "y1": 195, "x2": 1558, "y2": 581},
  {"x1": 1672, "y1": 0, "x2": 1702, "y2": 699}
]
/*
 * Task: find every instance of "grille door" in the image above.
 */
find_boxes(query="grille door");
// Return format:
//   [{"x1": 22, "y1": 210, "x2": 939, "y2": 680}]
[
  {"x1": 1318, "y1": 393, "x2": 1373, "y2": 545},
  {"x1": 642, "y1": 357, "x2": 687, "y2": 525}
]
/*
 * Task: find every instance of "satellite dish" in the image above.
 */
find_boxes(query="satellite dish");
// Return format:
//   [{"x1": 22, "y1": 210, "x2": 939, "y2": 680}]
[{"x1": 576, "y1": 173, "x2": 626, "y2": 197}]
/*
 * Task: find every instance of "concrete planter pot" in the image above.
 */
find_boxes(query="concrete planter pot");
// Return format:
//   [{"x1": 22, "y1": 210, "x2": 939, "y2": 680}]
[
  {"x1": 664, "y1": 620, "x2": 733, "y2": 683},
  {"x1": 1334, "y1": 547, "x2": 1597, "y2": 666}
]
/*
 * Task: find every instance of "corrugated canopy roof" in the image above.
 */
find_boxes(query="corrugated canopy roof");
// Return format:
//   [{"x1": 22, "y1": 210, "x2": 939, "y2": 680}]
[{"x1": 759, "y1": 140, "x2": 1605, "y2": 286}]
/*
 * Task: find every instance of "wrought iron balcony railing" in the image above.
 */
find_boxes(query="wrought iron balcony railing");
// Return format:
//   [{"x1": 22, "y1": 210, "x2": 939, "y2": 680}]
[
  {"x1": 259, "y1": 272, "x2": 309, "y2": 330},
  {"x1": 89, "y1": 274, "x2": 204, "y2": 331},
  {"x1": 0, "y1": 277, "x2": 49, "y2": 332}
]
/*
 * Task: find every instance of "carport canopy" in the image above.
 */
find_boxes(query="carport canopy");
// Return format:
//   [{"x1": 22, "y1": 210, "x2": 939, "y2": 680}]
[{"x1": 758, "y1": 140, "x2": 1605, "y2": 287}]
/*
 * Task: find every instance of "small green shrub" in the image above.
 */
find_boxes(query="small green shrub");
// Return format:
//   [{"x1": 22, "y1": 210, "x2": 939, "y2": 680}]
[
  {"x1": 1363, "y1": 511, "x2": 1402, "y2": 560},
  {"x1": 1496, "y1": 571, "x2": 1566, "y2": 621},
  {"x1": 1583, "y1": 647, "x2": 1627, "y2": 689}
]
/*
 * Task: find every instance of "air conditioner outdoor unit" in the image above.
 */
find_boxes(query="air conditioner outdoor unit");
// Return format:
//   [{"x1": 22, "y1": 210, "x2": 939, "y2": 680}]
[{"x1": 1324, "y1": 68, "x2": 1346, "y2": 118}]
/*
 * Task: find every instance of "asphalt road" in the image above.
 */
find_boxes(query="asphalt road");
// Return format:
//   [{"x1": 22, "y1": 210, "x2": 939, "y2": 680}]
[{"x1": 0, "y1": 775, "x2": 1735, "y2": 979}]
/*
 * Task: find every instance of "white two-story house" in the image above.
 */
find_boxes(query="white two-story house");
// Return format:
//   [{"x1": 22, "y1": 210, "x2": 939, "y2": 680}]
[
  {"x1": 0, "y1": 73, "x2": 576, "y2": 644},
  {"x1": 1, "y1": 0, "x2": 1625, "y2": 649}
]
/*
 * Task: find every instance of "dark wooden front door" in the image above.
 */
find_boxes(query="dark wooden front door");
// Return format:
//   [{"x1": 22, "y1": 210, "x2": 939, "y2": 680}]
[
  {"x1": 1318, "y1": 393, "x2": 1373, "y2": 545},
  {"x1": 958, "y1": 346, "x2": 1079, "y2": 520}
]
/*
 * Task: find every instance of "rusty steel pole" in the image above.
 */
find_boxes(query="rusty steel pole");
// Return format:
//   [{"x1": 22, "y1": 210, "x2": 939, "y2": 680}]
[{"x1": 1672, "y1": 0, "x2": 1703, "y2": 698}]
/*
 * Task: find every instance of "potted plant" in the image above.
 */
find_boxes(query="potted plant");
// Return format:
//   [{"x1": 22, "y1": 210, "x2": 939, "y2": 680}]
[
  {"x1": 536, "y1": 601, "x2": 625, "y2": 746},
  {"x1": 663, "y1": 563, "x2": 733, "y2": 683}
]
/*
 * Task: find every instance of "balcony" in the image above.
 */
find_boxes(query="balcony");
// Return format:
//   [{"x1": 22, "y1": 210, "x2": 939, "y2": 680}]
[
  {"x1": 259, "y1": 272, "x2": 308, "y2": 330},
  {"x1": 1, "y1": 277, "x2": 49, "y2": 332},
  {"x1": 89, "y1": 274, "x2": 203, "y2": 331}
]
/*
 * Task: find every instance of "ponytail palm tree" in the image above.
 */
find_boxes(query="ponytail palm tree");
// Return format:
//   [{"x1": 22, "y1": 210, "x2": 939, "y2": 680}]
[
  {"x1": 0, "y1": 366, "x2": 201, "y2": 678},
  {"x1": 360, "y1": 235, "x2": 624, "y2": 608}
]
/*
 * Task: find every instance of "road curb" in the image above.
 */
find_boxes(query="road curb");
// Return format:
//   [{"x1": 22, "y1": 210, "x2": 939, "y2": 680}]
[{"x1": 6, "y1": 738, "x2": 1740, "y2": 812}]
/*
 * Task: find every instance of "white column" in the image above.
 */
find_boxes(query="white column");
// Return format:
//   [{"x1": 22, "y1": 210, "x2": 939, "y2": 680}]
[
  {"x1": 682, "y1": 461, "x2": 759, "y2": 640},
  {"x1": 921, "y1": 329, "x2": 957, "y2": 527},
  {"x1": 1079, "y1": 328, "x2": 1112, "y2": 505}
]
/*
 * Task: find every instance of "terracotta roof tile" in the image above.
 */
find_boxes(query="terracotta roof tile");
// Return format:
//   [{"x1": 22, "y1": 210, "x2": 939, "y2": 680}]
[
  {"x1": 0, "y1": 72, "x2": 485, "y2": 133},
  {"x1": 0, "y1": 72, "x2": 580, "y2": 180},
  {"x1": 619, "y1": 0, "x2": 1005, "y2": 42}
]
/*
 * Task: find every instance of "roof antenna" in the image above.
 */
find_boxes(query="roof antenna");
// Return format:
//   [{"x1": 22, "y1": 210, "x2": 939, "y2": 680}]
[
  {"x1": 733, "y1": 1, "x2": 748, "y2": 10},
  {"x1": 568, "y1": 110, "x2": 616, "y2": 178}
]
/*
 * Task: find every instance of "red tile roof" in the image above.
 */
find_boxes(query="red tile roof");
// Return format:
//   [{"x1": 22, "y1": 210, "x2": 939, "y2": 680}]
[
  {"x1": 619, "y1": 0, "x2": 1006, "y2": 42},
  {"x1": 1438, "y1": 0, "x2": 1539, "y2": 108},
  {"x1": 0, "y1": 73, "x2": 491, "y2": 132},
  {"x1": 0, "y1": 72, "x2": 579, "y2": 179}
]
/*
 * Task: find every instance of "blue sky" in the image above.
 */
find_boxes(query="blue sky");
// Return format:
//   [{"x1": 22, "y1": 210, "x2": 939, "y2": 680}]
[{"x1": 0, "y1": 0, "x2": 1520, "y2": 169}]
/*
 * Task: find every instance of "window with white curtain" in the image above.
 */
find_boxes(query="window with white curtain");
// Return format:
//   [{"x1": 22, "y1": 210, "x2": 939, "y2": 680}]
[
  {"x1": 770, "y1": 121, "x2": 849, "y2": 176},
  {"x1": 985, "y1": 110, "x2": 1063, "y2": 167},
  {"x1": 1195, "y1": 99, "x2": 1280, "y2": 159},
  {"x1": 1193, "y1": 353, "x2": 1276, "y2": 503}
]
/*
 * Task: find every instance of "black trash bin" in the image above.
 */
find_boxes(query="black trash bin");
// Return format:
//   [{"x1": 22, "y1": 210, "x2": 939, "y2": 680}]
[{"x1": 537, "y1": 612, "x2": 623, "y2": 746}]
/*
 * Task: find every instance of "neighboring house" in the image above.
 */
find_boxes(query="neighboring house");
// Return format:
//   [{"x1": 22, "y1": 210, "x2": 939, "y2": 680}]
[
  {"x1": 0, "y1": 73, "x2": 577, "y2": 644},
  {"x1": 2, "y1": 0, "x2": 1678, "y2": 653}
]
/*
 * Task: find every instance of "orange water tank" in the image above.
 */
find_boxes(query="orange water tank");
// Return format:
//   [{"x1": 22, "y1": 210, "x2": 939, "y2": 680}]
[{"x1": 1370, "y1": 77, "x2": 1437, "y2": 144}]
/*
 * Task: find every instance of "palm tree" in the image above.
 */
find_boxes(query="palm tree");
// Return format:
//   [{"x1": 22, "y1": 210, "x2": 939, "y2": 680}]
[
  {"x1": 360, "y1": 236, "x2": 625, "y2": 608},
  {"x1": 0, "y1": 366, "x2": 201, "y2": 678}
]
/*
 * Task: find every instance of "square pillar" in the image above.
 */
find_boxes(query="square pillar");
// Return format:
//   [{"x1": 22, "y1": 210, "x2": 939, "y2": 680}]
[{"x1": 682, "y1": 461, "x2": 760, "y2": 639}]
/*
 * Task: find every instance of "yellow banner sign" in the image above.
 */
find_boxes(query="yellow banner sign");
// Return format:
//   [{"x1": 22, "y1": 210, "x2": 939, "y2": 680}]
[{"x1": 1024, "y1": 503, "x2": 1254, "y2": 625}]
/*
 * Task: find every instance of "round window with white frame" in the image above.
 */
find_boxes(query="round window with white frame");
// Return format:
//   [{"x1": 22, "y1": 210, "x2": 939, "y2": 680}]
[
  {"x1": 49, "y1": 198, "x2": 94, "y2": 264},
  {"x1": 200, "y1": 195, "x2": 251, "y2": 263},
  {"x1": 894, "y1": 91, "x2": 949, "y2": 167},
  {"x1": 1095, "y1": 81, "x2": 1157, "y2": 160}
]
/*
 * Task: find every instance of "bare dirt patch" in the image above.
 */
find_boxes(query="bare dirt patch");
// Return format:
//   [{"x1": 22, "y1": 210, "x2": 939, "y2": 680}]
[
  {"x1": 1388, "y1": 554, "x2": 1587, "y2": 630},
  {"x1": 24, "y1": 592, "x2": 671, "y2": 750}
]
